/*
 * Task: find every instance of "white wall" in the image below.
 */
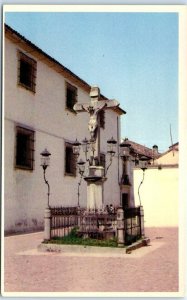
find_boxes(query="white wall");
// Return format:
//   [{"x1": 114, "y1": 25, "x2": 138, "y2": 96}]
[
  {"x1": 4, "y1": 36, "x2": 122, "y2": 233},
  {"x1": 133, "y1": 167, "x2": 178, "y2": 227},
  {"x1": 154, "y1": 149, "x2": 179, "y2": 165}
]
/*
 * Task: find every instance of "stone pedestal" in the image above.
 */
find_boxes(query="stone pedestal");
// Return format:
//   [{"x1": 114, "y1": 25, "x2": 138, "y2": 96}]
[
  {"x1": 84, "y1": 166, "x2": 106, "y2": 210},
  {"x1": 117, "y1": 207, "x2": 125, "y2": 247},
  {"x1": 44, "y1": 207, "x2": 51, "y2": 241}
]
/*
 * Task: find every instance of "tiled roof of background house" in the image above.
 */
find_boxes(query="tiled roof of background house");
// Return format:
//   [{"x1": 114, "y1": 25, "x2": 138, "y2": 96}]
[
  {"x1": 158, "y1": 142, "x2": 179, "y2": 159},
  {"x1": 169, "y1": 142, "x2": 179, "y2": 150},
  {"x1": 123, "y1": 139, "x2": 160, "y2": 159}
]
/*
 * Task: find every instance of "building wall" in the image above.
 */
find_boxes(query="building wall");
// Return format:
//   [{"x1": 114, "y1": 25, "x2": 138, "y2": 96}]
[
  {"x1": 4, "y1": 36, "x2": 122, "y2": 233},
  {"x1": 154, "y1": 149, "x2": 179, "y2": 165},
  {"x1": 133, "y1": 167, "x2": 178, "y2": 227}
]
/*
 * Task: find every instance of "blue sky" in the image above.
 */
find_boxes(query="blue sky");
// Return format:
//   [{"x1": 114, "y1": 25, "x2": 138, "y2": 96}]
[{"x1": 5, "y1": 11, "x2": 178, "y2": 151}]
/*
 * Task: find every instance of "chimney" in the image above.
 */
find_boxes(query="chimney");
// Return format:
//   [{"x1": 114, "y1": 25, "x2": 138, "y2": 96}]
[{"x1": 152, "y1": 145, "x2": 158, "y2": 158}]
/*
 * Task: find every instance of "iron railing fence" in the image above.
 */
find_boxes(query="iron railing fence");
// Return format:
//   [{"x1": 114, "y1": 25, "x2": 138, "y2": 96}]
[
  {"x1": 50, "y1": 206, "x2": 142, "y2": 245},
  {"x1": 124, "y1": 206, "x2": 142, "y2": 245},
  {"x1": 50, "y1": 206, "x2": 117, "y2": 239},
  {"x1": 50, "y1": 206, "x2": 85, "y2": 238},
  {"x1": 78, "y1": 212, "x2": 117, "y2": 240}
]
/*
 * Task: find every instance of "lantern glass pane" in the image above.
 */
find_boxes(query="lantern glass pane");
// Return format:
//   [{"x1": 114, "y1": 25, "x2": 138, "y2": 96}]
[
  {"x1": 122, "y1": 146, "x2": 130, "y2": 157},
  {"x1": 79, "y1": 164, "x2": 85, "y2": 173},
  {"x1": 82, "y1": 142, "x2": 89, "y2": 153},
  {"x1": 139, "y1": 159, "x2": 148, "y2": 169},
  {"x1": 73, "y1": 145, "x2": 80, "y2": 156},
  {"x1": 107, "y1": 142, "x2": 116, "y2": 154},
  {"x1": 41, "y1": 156, "x2": 50, "y2": 167}
]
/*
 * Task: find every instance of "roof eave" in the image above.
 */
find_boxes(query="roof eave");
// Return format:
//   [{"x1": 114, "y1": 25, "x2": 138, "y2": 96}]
[{"x1": 5, "y1": 24, "x2": 126, "y2": 115}]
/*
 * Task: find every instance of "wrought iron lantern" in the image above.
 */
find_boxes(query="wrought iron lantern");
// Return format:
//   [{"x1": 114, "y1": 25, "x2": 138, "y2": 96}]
[
  {"x1": 77, "y1": 158, "x2": 86, "y2": 207},
  {"x1": 77, "y1": 159, "x2": 86, "y2": 176},
  {"x1": 107, "y1": 136, "x2": 117, "y2": 156},
  {"x1": 40, "y1": 148, "x2": 51, "y2": 170},
  {"x1": 119, "y1": 139, "x2": 131, "y2": 158},
  {"x1": 82, "y1": 137, "x2": 90, "y2": 155},
  {"x1": 72, "y1": 138, "x2": 81, "y2": 157},
  {"x1": 40, "y1": 148, "x2": 51, "y2": 207},
  {"x1": 139, "y1": 155, "x2": 150, "y2": 171}
]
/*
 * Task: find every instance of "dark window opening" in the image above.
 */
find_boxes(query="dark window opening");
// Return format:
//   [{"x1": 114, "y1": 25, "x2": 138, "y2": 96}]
[
  {"x1": 65, "y1": 143, "x2": 76, "y2": 176},
  {"x1": 66, "y1": 82, "x2": 77, "y2": 111},
  {"x1": 122, "y1": 193, "x2": 129, "y2": 210},
  {"x1": 100, "y1": 153, "x2": 106, "y2": 174},
  {"x1": 15, "y1": 127, "x2": 35, "y2": 170},
  {"x1": 121, "y1": 174, "x2": 131, "y2": 185},
  {"x1": 18, "y1": 52, "x2": 37, "y2": 92},
  {"x1": 99, "y1": 110, "x2": 105, "y2": 129},
  {"x1": 121, "y1": 160, "x2": 131, "y2": 185}
]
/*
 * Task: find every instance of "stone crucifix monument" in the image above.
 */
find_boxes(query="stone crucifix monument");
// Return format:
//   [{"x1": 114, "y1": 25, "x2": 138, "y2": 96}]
[{"x1": 73, "y1": 86, "x2": 119, "y2": 211}]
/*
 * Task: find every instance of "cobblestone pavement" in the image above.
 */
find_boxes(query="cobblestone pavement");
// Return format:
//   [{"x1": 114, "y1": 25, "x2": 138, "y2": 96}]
[{"x1": 2, "y1": 227, "x2": 179, "y2": 295}]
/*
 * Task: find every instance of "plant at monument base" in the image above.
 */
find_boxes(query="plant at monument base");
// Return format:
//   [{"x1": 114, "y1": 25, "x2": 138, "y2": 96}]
[{"x1": 44, "y1": 227, "x2": 118, "y2": 248}]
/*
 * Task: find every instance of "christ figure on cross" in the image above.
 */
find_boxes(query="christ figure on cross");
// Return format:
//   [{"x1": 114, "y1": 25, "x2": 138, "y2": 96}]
[
  {"x1": 82, "y1": 102, "x2": 107, "y2": 140},
  {"x1": 74, "y1": 86, "x2": 119, "y2": 143}
]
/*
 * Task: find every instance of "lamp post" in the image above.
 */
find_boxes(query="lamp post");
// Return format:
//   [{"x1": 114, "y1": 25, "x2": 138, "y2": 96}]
[
  {"x1": 72, "y1": 138, "x2": 81, "y2": 158},
  {"x1": 77, "y1": 159, "x2": 86, "y2": 206},
  {"x1": 40, "y1": 148, "x2": 51, "y2": 241},
  {"x1": 106, "y1": 136, "x2": 117, "y2": 174},
  {"x1": 73, "y1": 136, "x2": 117, "y2": 170},
  {"x1": 40, "y1": 148, "x2": 51, "y2": 207},
  {"x1": 136, "y1": 155, "x2": 150, "y2": 239},
  {"x1": 119, "y1": 139, "x2": 132, "y2": 183},
  {"x1": 137, "y1": 155, "x2": 150, "y2": 206}
]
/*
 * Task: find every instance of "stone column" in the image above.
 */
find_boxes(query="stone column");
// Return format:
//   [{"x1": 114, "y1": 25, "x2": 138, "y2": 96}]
[
  {"x1": 44, "y1": 207, "x2": 51, "y2": 241},
  {"x1": 117, "y1": 207, "x2": 125, "y2": 247},
  {"x1": 84, "y1": 166, "x2": 106, "y2": 211}
]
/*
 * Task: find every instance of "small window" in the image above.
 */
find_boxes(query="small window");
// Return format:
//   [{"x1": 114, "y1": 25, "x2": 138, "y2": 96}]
[
  {"x1": 65, "y1": 142, "x2": 76, "y2": 176},
  {"x1": 15, "y1": 126, "x2": 35, "y2": 170},
  {"x1": 66, "y1": 82, "x2": 77, "y2": 111},
  {"x1": 99, "y1": 110, "x2": 105, "y2": 129},
  {"x1": 18, "y1": 52, "x2": 37, "y2": 92}
]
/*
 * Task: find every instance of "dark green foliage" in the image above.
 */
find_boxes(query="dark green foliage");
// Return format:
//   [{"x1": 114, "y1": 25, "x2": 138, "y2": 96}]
[{"x1": 44, "y1": 227, "x2": 118, "y2": 247}]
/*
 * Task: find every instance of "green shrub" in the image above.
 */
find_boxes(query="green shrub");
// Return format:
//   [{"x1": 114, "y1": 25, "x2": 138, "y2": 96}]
[{"x1": 44, "y1": 227, "x2": 118, "y2": 247}]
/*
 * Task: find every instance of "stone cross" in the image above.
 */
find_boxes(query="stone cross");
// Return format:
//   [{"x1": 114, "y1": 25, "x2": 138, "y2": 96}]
[{"x1": 73, "y1": 86, "x2": 119, "y2": 164}]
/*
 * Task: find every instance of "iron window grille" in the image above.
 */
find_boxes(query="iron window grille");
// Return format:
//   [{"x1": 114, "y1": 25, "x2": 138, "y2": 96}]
[
  {"x1": 100, "y1": 152, "x2": 106, "y2": 170},
  {"x1": 15, "y1": 126, "x2": 35, "y2": 170},
  {"x1": 66, "y1": 82, "x2": 77, "y2": 112},
  {"x1": 18, "y1": 51, "x2": 37, "y2": 93},
  {"x1": 121, "y1": 174, "x2": 131, "y2": 186},
  {"x1": 65, "y1": 142, "x2": 77, "y2": 176},
  {"x1": 99, "y1": 110, "x2": 105, "y2": 129}
]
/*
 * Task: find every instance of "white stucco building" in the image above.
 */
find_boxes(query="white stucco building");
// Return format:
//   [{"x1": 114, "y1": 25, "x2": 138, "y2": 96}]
[
  {"x1": 133, "y1": 143, "x2": 179, "y2": 227},
  {"x1": 3, "y1": 24, "x2": 125, "y2": 234}
]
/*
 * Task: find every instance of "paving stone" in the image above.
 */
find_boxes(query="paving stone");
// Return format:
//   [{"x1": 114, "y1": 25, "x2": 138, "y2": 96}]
[{"x1": 2, "y1": 227, "x2": 179, "y2": 294}]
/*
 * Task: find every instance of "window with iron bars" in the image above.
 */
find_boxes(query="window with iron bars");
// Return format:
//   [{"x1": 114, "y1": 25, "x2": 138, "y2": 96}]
[
  {"x1": 100, "y1": 153, "x2": 106, "y2": 174},
  {"x1": 18, "y1": 51, "x2": 37, "y2": 93},
  {"x1": 98, "y1": 110, "x2": 105, "y2": 129},
  {"x1": 66, "y1": 82, "x2": 77, "y2": 112},
  {"x1": 65, "y1": 142, "x2": 77, "y2": 176},
  {"x1": 15, "y1": 126, "x2": 35, "y2": 170}
]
